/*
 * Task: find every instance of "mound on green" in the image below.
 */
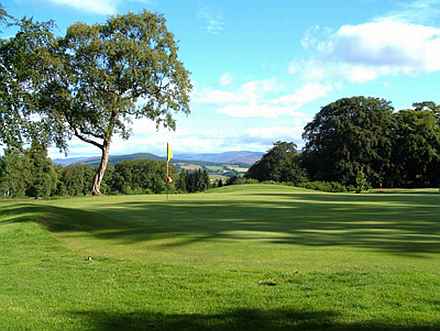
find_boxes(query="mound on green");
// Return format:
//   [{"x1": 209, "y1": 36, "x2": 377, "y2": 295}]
[{"x1": 1, "y1": 184, "x2": 439, "y2": 330}]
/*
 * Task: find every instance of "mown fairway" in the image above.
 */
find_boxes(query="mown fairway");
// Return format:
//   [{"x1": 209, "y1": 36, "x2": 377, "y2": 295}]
[{"x1": 1, "y1": 184, "x2": 440, "y2": 330}]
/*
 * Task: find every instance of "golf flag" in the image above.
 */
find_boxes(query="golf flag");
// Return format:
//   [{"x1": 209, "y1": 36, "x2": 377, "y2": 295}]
[
  {"x1": 165, "y1": 143, "x2": 173, "y2": 187},
  {"x1": 167, "y1": 142, "x2": 173, "y2": 162}
]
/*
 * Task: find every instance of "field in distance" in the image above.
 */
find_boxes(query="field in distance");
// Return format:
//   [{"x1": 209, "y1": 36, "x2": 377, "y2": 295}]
[{"x1": 1, "y1": 184, "x2": 439, "y2": 330}]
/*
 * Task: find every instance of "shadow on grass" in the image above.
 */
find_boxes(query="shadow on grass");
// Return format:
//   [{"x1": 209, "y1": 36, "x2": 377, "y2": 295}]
[
  {"x1": 69, "y1": 308, "x2": 440, "y2": 331},
  {"x1": 1, "y1": 190, "x2": 440, "y2": 255}
]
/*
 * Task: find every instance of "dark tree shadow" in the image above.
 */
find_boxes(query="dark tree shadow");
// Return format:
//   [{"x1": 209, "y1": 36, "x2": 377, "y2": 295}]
[
  {"x1": 68, "y1": 308, "x2": 440, "y2": 331},
  {"x1": 1, "y1": 190, "x2": 440, "y2": 255}
]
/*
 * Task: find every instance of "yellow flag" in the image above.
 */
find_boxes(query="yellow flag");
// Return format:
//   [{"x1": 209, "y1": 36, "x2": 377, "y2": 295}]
[{"x1": 167, "y1": 142, "x2": 173, "y2": 162}]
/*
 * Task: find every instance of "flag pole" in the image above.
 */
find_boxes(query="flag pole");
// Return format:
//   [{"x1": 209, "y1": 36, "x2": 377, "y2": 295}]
[
  {"x1": 166, "y1": 142, "x2": 173, "y2": 201},
  {"x1": 166, "y1": 159, "x2": 169, "y2": 201}
]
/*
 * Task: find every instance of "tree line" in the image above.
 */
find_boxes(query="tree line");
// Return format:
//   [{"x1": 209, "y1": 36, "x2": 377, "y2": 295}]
[
  {"x1": 0, "y1": 144, "x2": 210, "y2": 198},
  {"x1": 245, "y1": 97, "x2": 440, "y2": 191}
]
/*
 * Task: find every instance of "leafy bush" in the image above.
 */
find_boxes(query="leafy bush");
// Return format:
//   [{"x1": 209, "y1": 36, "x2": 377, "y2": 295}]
[
  {"x1": 0, "y1": 144, "x2": 57, "y2": 198},
  {"x1": 56, "y1": 164, "x2": 95, "y2": 196},
  {"x1": 111, "y1": 160, "x2": 173, "y2": 194},
  {"x1": 176, "y1": 169, "x2": 210, "y2": 193},
  {"x1": 355, "y1": 169, "x2": 369, "y2": 193},
  {"x1": 261, "y1": 180, "x2": 281, "y2": 185},
  {"x1": 300, "y1": 181, "x2": 348, "y2": 193},
  {"x1": 226, "y1": 176, "x2": 259, "y2": 185}
]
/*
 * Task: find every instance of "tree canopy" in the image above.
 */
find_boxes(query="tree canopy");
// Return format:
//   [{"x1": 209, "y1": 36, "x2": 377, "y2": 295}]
[
  {"x1": 0, "y1": 18, "x2": 66, "y2": 150},
  {"x1": 302, "y1": 97, "x2": 395, "y2": 187},
  {"x1": 246, "y1": 141, "x2": 305, "y2": 184},
  {"x1": 390, "y1": 109, "x2": 440, "y2": 187}
]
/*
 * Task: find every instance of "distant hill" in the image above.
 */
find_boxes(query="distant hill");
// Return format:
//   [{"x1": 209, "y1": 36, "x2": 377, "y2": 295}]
[
  {"x1": 54, "y1": 153, "x2": 162, "y2": 167},
  {"x1": 53, "y1": 151, "x2": 263, "y2": 167},
  {"x1": 174, "y1": 151, "x2": 263, "y2": 165}
]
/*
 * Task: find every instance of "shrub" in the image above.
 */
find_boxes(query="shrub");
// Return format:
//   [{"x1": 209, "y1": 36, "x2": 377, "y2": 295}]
[
  {"x1": 300, "y1": 181, "x2": 348, "y2": 193},
  {"x1": 56, "y1": 164, "x2": 95, "y2": 196},
  {"x1": 355, "y1": 169, "x2": 369, "y2": 193},
  {"x1": 226, "y1": 176, "x2": 259, "y2": 185},
  {"x1": 111, "y1": 160, "x2": 173, "y2": 194},
  {"x1": 176, "y1": 169, "x2": 210, "y2": 193}
]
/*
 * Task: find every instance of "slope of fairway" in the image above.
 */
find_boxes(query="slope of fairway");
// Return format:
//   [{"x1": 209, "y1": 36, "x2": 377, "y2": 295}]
[{"x1": 1, "y1": 184, "x2": 439, "y2": 330}]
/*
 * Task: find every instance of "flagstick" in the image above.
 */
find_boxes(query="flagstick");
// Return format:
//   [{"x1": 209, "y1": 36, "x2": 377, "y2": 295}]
[
  {"x1": 166, "y1": 142, "x2": 172, "y2": 201},
  {"x1": 166, "y1": 161, "x2": 169, "y2": 201}
]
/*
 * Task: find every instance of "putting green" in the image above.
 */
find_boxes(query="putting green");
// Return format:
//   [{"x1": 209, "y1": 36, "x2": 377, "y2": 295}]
[{"x1": 1, "y1": 184, "x2": 439, "y2": 330}]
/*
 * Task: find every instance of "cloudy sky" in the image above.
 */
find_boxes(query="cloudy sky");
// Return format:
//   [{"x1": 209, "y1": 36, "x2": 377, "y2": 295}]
[{"x1": 3, "y1": 0, "x2": 440, "y2": 158}]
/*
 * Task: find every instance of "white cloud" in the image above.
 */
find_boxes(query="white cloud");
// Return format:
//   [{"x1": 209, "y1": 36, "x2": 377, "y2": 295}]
[
  {"x1": 219, "y1": 73, "x2": 233, "y2": 86},
  {"x1": 218, "y1": 104, "x2": 291, "y2": 118},
  {"x1": 192, "y1": 88, "x2": 247, "y2": 105},
  {"x1": 328, "y1": 20, "x2": 440, "y2": 72},
  {"x1": 193, "y1": 79, "x2": 331, "y2": 118},
  {"x1": 273, "y1": 83, "x2": 332, "y2": 106},
  {"x1": 193, "y1": 79, "x2": 277, "y2": 106},
  {"x1": 292, "y1": 1, "x2": 440, "y2": 84},
  {"x1": 198, "y1": 7, "x2": 224, "y2": 35},
  {"x1": 47, "y1": 0, "x2": 151, "y2": 15},
  {"x1": 48, "y1": 0, "x2": 116, "y2": 14}
]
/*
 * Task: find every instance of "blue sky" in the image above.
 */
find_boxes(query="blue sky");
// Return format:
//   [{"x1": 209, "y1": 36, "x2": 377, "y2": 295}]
[{"x1": 3, "y1": 0, "x2": 440, "y2": 157}]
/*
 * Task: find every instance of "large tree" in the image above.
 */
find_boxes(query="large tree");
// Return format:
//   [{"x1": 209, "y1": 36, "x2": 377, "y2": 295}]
[
  {"x1": 390, "y1": 109, "x2": 440, "y2": 187},
  {"x1": 302, "y1": 97, "x2": 394, "y2": 187},
  {"x1": 41, "y1": 11, "x2": 192, "y2": 195},
  {"x1": 246, "y1": 141, "x2": 305, "y2": 184}
]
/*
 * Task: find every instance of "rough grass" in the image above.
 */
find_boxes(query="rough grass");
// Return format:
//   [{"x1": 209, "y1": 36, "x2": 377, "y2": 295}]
[{"x1": 1, "y1": 184, "x2": 439, "y2": 330}]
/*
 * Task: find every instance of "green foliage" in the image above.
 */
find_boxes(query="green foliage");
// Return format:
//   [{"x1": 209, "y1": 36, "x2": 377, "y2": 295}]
[
  {"x1": 390, "y1": 109, "x2": 440, "y2": 187},
  {"x1": 111, "y1": 160, "x2": 173, "y2": 194},
  {"x1": 354, "y1": 169, "x2": 369, "y2": 193},
  {"x1": 226, "y1": 176, "x2": 259, "y2": 186},
  {"x1": 0, "y1": 148, "x2": 31, "y2": 197},
  {"x1": 176, "y1": 169, "x2": 210, "y2": 193},
  {"x1": 412, "y1": 101, "x2": 440, "y2": 123},
  {"x1": 0, "y1": 144, "x2": 57, "y2": 198},
  {"x1": 25, "y1": 143, "x2": 58, "y2": 198},
  {"x1": 300, "y1": 181, "x2": 348, "y2": 193},
  {"x1": 301, "y1": 98, "x2": 440, "y2": 189},
  {"x1": 56, "y1": 164, "x2": 95, "y2": 196},
  {"x1": 302, "y1": 97, "x2": 394, "y2": 187},
  {"x1": 0, "y1": 18, "x2": 67, "y2": 150},
  {"x1": 246, "y1": 141, "x2": 306, "y2": 184}
]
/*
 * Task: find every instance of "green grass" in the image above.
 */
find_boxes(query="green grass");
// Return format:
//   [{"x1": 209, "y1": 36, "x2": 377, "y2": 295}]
[{"x1": 1, "y1": 184, "x2": 440, "y2": 330}]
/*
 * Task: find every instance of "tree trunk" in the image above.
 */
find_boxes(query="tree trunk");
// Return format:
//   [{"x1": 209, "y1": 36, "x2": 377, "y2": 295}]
[{"x1": 91, "y1": 140, "x2": 111, "y2": 196}]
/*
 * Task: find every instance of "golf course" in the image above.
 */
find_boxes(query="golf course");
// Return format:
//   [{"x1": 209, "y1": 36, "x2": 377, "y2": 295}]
[{"x1": 1, "y1": 184, "x2": 439, "y2": 330}]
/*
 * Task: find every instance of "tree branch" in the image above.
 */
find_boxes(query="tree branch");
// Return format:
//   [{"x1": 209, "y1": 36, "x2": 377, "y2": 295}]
[
  {"x1": 80, "y1": 127, "x2": 105, "y2": 140},
  {"x1": 74, "y1": 128, "x2": 104, "y2": 149}
]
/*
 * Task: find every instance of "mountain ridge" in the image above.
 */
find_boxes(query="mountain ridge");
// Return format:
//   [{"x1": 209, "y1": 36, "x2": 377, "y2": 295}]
[{"x1": 53, "y1": 151, "x2": 263, "y2": 167}]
